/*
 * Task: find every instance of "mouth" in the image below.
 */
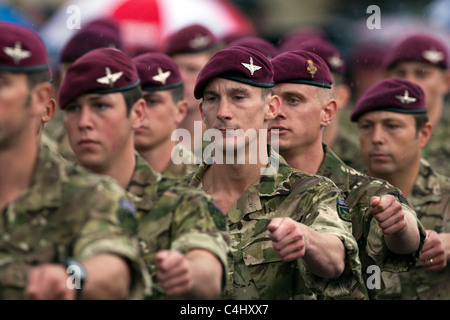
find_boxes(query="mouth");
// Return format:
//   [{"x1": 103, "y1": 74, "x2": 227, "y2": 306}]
[
  {"x1": 369, "y1": 152, "x2": 390, "y2": 161},
  {"x1": 269, "y1": 126, "x2": 288, "y2": 134},
  {"x1": 78, "y1": 139, "x2": 100, "y2": 148},
  {"x1": 135, "y1": 126, "x2": 149, "y2": 133}
]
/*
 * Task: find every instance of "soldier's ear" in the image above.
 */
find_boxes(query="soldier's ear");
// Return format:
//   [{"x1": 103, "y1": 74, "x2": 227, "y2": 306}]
[
  {"x1": 131, "y1": 98, "x2": 146, "y2": 129},
  {"x1": 265, "y1": 93, "x2": 280, "y2": 120},
  {"x1": 419, "y1": 121, "x2": 432, "y2": 149},
  {"x1": 30, "y1": 82, "x2": 52, "y2": 117}
]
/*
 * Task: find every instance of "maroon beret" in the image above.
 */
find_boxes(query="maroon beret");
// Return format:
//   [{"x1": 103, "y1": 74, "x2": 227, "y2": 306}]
[
  {"x1": 60, "y1": 19, "x2": 123, "y2": 63},
  {"x1": 291, "y1": 38, "x2": 346, "y2": 74},
  {"x1": 228, "y1": 36, "x2": 279, "y2": 59},
  {"x1": 58, "y1": 48, "x2": 140, "y2": 109},
  {"x1": 278, "y1": 27, "x2": 329, "y2": 53},
  {"x1": 194, "y1": 45, "x2": 274, "y2": 99},
  {"x1": 350, "y1": 78, "x2": 426, "y2": 121},
  {"x1": 383, "y1": 33, "x2": 449, "y2": 70},
  {"x1": 163, "y1": 24, "x2": 220, "y2": 55},
  {"x1": 0, "y1": 21, "x2": 50, "y2": 75},
  {"x1": 132, "y1": 52, "x2": 183, "y2": 91},
  {"x1": 271, "y1": 49, "x2": 333, "y2": 89}
]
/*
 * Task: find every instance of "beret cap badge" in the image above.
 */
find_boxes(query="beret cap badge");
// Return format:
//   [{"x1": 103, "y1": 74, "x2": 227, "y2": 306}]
[
  {"x1": 241, "y1": 56, "x2": 262, "y2": 75},
  {"x1": 306, "y1": 59, "x2": 317, "y2": 78},
  {"x1": 96, "y1": 67, "x2": 123, "y2": 88}
]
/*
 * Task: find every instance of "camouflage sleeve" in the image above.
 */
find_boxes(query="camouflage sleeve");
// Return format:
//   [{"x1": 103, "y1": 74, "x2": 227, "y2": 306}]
[
  {"x1": 69, "y1": 177, "x2": 149, "y2": 300},
  {"x1": 365, "y1": 192, "x2": 426, "y2": 273},
  {"x1": 300, "y1": 187, "x2": 363, "y2": 299},
  {"x1": 166, "y1": 187, "x2": 230, "y2": 289},
  {"x1": 138, "y1": 185, "x2": 230, "y2": 294}
]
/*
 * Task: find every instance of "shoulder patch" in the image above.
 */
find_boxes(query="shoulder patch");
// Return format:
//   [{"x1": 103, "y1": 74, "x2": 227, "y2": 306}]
[
  {"x1": 118, "y1": 199, "x2": 138, "y2": 234},
  {"x1": 337, "y1": 198, "x2": 352, "y2": 222}
]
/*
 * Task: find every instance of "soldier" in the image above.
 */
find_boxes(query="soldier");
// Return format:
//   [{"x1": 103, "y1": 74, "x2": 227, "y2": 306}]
[
  {"x1": 47, "y1": 17, "x2": 124, "y2": 163},
  {"x1": 162, "y1": 24, "x2": 224, "y2": 154},
  {"x1": 278, "y1": 36, "x2": 363, "y2": 172},
  {"x1": 269, "y1": 50, "x2": 426, "y2": 299},
  {"x1": 185, "y1": 45, "x2": 363, "y2": 299},
  {"x1": 58, "y1": 47, "x2": 230, "y2": 299},
  {"x1": 383, "y1": 32, "x2": 450, "y2": 176},
  {"x1": 0, "y1": 21, "x2": 145, "y2": 300},
  {"x1": 351, "y1": 77, "x2": 450, "y2": 299},
  {"x1": 132, "y1": 52, "x2": 198, "y2": 179}
]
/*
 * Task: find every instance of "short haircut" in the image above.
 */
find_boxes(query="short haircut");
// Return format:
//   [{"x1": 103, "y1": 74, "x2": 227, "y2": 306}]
[{"x1": 122, "y1": 85, "x2": 143, "y2": 116}]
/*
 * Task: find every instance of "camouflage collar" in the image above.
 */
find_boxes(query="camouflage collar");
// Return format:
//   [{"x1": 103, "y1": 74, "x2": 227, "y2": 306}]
[
  {"x1": 189, "y1": 145, "x2": 295, "y2": 197},
  {"x1": 127, "y1": 152, "x2": 161, "y2": 197},
  {"x1": 319, "y1": 144, "x2": 351, "y2": 192},
  {"x1": 411, "y1": 158, "x2": 444, "y2": 204}
]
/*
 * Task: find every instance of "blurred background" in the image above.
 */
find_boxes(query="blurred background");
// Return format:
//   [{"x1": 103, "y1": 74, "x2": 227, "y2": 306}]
[{"x1": 1, "y1": 0, "x2": 449, "y2": 92}]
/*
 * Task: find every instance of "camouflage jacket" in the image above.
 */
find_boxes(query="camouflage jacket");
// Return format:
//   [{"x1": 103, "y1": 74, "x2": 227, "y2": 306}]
[
  {"x1": 319, "y1": 145, "x2": 426, "y2": 299},
  {"x1": 185, "y1": 148, "x2": 362, "y2": 300},
  {"x1": 422, "y1": 107, "x2": 450, "y2": 177},
  {"x1": 127, "y1": 154, "x2": 230, "y2": 299},
  {"x1": 0, "y1": 145, "x2": 146, "y2": 299},
  {"x1": 380, "y1": 159, "x2": 450, "y2": 300}
]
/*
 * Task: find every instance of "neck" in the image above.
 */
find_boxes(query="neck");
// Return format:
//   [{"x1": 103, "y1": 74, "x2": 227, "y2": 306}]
[
  {"x1": 137, "y1": 139, "x2": 176, "y2": 173},
  {"x1": 0, "y1": 138, "x2": 39, "y2": 210},
  {"x1": 280, "y1": 142, "x2": 324, "y2": 175},
  {"x1": 428, "y1": 101, "x2": 443, "y2": 129},
  {"x1": 322, "y1": 120, "x2": 339, "y2": 148},
  {"x1": 368, "y1": 159, "x2": 421, "y2": 198}
]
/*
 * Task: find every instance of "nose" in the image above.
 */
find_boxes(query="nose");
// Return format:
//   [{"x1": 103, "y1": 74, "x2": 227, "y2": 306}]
[
  {"x1": 77, "y1": 107, "x2": 93, "y2": 130},
  {"x1": 216, "y1": 99, "x2": 233, "y2": 121},
  {"x1": 371, "y1": 124, "x2": 385, "y2": 144}
]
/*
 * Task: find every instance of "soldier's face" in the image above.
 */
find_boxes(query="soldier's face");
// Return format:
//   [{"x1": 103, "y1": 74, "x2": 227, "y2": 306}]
[
  {"x1": 0, "y1": 72, "x2": 35, "y2": 147},
  {"x1": 199, "y1": 78, "x2": 277, "y2": 154},
  {"x1": 172, "y1": 53, "x2": 210, "y2": 110},
  {"x1": 64, "y1": 92, "x2": 138, "y2": 172},
  {"x1": 270, "y1": 83, "x2": 331, "y2": 153},
  {"x1": 356, "y1": 111, "x2": 423, "y2": 176},
  {"x1": 134, "y1": 89, "x2": 183, "y2": 152}
]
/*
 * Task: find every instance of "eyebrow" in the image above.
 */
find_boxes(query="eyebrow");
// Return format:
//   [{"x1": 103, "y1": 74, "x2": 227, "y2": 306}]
[{"x1": 204, "y1": 87, "x2": 252, "y2": 96}]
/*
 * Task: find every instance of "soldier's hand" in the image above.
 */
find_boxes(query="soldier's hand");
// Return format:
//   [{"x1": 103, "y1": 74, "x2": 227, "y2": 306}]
[
  {"x1": 370, "y1": 195, "x2": 406, "y2": 235},
  {"x1": 268, "y1": 217, "x2": 307, "y2": 261},
  {"x1": 26, "y1": 264, "x2": 75, "y2": 300},
  {"x1": 420, "y1": 230, "x2": 447, "y2": 272},
  {"x1": 156, "y1": 250, "x2": 193, "y2": 297}
]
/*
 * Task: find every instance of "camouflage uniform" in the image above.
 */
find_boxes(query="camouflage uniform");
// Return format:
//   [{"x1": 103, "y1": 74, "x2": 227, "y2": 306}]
[
  {"x1": 126, "y1": 154, "x2": 230, "y2": 299},
  {"x1": 0, "y1": 145, "x2": 146, "y2": 299},
  {"x1": 422, "y1": 105, "x2": 450, "y2": 177},
  {"x1": 319, "y1": 145, "x2": 427, "y2": 299},
  {"x1": 378, "y1": 159, "x2": 450, "y2": 300},
  {"x1": 184, "y1": 147, "x2": 363, "y2": 300},
  {"x1": 161, "y1": 144, "x2": 199, "y2": 180}
]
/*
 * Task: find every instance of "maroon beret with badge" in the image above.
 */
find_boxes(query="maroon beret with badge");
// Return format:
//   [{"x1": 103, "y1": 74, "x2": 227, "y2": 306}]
[
  {"x1": 0, "y1": 21, "x2": 50, "y2": 74},
  {"x1": 60, "y1": 18, "x2": 123, "y2": 63},
  {"x1": 163, "y1": 24, "x2": 220, "y2": 55},
  {"x1": 291, "y1": 37, "x2": 346, "y2": 75},
  {"x1": 383, "y1": 33, "x2": 449, "y2": 70},
  {"x1": 132, "y1": 52, "x2": 183, "y2": 91},
  {"x1": 271, "y1": 49, "x2": 333, "y2": 89},
  {"x1": 58, "y1": 47, "x2": 140, "y2": 109},
  {"x1": 194, "y1": 45, "x2": 274, "y2": 99},
  {"x1": 350, "y1": 78, "x2": 426, "y2": 121},
  {"x1": 228, "y1": 36, "x2": 279, "y2": 59}
]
